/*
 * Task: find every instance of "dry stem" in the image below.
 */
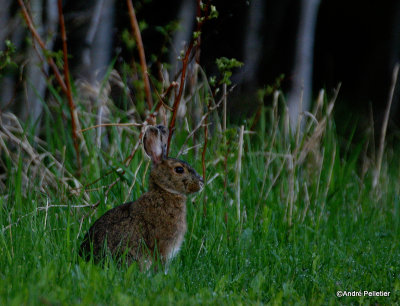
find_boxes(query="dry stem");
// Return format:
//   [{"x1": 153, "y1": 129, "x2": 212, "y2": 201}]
[
  {"x1": 80, "y1": 122, "x2": 143, "y2": 133},
  {"x1": 235, "y1": 125, "x2": 245, "y2": 221}
]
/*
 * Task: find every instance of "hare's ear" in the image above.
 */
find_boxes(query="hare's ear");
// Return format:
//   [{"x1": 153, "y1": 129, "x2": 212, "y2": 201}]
[
  {"x1": 143, "y1": 126, "x2": 165, "y2": 164},
  {"x1": 156, "y1": 124, "x2": 168, "y2": 159}
]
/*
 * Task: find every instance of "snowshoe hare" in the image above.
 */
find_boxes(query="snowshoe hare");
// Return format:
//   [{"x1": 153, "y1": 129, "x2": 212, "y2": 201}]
[{"x1": 79, "y1": 125, "x2": 204, "y2": 268}]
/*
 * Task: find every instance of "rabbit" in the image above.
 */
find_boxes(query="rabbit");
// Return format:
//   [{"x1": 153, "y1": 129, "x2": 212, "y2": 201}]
[{"x1": 79, "y1": 125, "x2": 204, "y2": 268}]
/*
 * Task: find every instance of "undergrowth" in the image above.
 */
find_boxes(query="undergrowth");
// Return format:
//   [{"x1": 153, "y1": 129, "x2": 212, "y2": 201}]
[{"x1": 0, "y1": 75, "x2": 399, "y2": 305}]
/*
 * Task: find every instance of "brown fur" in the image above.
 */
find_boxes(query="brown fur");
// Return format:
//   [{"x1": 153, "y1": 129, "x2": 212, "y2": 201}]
[{"x1": 79, "y1": 126, "x2": 203, "y2": 267}]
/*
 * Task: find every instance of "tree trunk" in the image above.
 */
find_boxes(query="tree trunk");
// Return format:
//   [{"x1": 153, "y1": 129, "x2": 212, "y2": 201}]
[
  {"x1": 388, "y1": 0, "x2": 400, "y2": 117},
  {"x1": 238, "y1": 0, "x2": 265, "y2": 87},
  {"x1": 287, "y1": 0, "x2": 321, "y2": 130},
  {"x1": 0, "y1": 0, "x2": 14, "y2": 109},
  {"x1": 0, "y1": 0, "x2": 12, "y2": 51},
  {"x1": 81, "y1": 0, "x2": 115, "y2": 83},
  {"x1": 169, "y1": 0, "x2": 196, "y2": 76},
  {"x1": 22, "y1": 0, "x2": 58, "y2": 134}
]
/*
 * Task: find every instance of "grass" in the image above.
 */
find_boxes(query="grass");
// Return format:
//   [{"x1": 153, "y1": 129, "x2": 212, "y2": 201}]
[{"x1": 0, "y1": 84, "x2": 400, "y2": 305}]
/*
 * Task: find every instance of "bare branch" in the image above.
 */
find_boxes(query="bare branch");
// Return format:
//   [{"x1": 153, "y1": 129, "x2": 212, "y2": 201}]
[
  {"x1": 177, "y1": 97, "x2": 224, "y2": 157},
  {"x1": 167, "y1": 0, "x2": 209, "y2": 155},
  {"x1": 80, "y1": 122, "x2": 143, "y2": 133}
]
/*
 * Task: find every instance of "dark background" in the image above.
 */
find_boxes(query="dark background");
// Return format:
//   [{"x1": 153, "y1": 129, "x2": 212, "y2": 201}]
[{"x1": 1, "y1": 0, "x2": 400, "y2": 136}]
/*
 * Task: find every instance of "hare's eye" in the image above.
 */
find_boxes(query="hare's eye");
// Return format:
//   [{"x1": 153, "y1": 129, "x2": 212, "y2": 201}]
[{"x1": 174, "y1": 166, "x2": 184, "y2": 174}]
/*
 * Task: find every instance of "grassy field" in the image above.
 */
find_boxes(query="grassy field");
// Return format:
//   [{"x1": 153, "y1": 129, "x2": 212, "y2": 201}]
[{"x1": 0, "y1": 90, "x2": 399, "y2": 305}]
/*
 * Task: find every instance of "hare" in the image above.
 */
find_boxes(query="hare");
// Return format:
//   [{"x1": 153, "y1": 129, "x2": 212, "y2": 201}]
[{"x1": 79, "y1": 125, "x2": 204, "y2": 268}]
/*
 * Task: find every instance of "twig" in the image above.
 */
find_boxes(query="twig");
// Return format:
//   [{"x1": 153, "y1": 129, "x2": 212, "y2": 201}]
[
  {"x1": 80, "y1": 122, "x2": 143, "y2": 133},
  {"x1": 1, "y1": 199, "x2": 97, "y2": 233},
  {"x1": 75, "y1": 118, "x2": 146, "y2": 194},
  {"x1": 76, "y1": 176, "x2": 121, "y2": 239},
  {"x1": 162, "y1": 81, "x2": 179, "y2": 101},
  {"x1": 2, "y1": 211, "x2": 36, "y2": 233},
  {"x1": 38, "y1": 204, "x2": 96, "y2": 210},
  {"x1": 167, "y1": 0, "x2": 209, "y2": 155},
  {"x1": 126, "y1": 0, "x2": 153, "y2": 111},
  {"x1": 177, "y1": 98, "x2": 224, "y2": 157},
  {"x1": 177, "y1": 85, "x2": 234, "y2": 157},
  {"x1": 167, "y1": 41, "x2": 194, "y2": 155},
  {"x1": 223, "y1": 83, "x2": 227, "y2": 131},
  {"x1": 146, "y1": 75, "x2": 176, "y2": 112},
  {"x1": 373, "y1": 63, "x2": 399, "y2": 188},
  {"x1": 123, "y1": 128, "x2": 145, "y2": 166},
  {"x1": 44, "y1": 198, "x2": 50, "y2": 229},
  {"x1": 178, "y1": 143, "x2": 203, "y2": 156},
  {"x1": 87, "y1": 177, "x2": 120, "y2": 212},
  {"x1": 124, "y1": 158, "x2": 144, "y2": 202},
  {"x1": 58, "y1": 0, "x2": 81, "y2": 173},
  {"x1": 250, "y1": 103, "x2": 263, "y2": 131}
]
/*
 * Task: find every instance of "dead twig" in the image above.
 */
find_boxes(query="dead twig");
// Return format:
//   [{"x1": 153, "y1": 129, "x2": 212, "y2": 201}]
[
  {"x1": 167, "y1": 41, "x2": 195, "y2": 155},
  {"x1": 76, "y1": 177, "x2": 120, "y2": 238},
  {"x1": 2, "y1": 211, "x2": 36, "y2": 233},
  {"x1": 177, "y1": 97, "x2": 224, "y2": 157},
  {"x1": 1, "y1": 201, "x2": 97, "y2": 234},
  {"x1": 146, "y1": 74, "x2": 176, "y2": 112},
  {"x1": 167, "y1": 0, "x2": 209, "y2": 155},
  {"x1": 80, "y1": 122, "x2": 143, "y2": 133}
]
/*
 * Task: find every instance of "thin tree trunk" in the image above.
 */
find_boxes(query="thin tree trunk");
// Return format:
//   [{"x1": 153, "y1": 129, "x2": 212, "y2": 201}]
[
  {"x1": 75, "y1": 0, "x2": 115, "y2": 83},
  {"x1": 239, "y1": 0, "x2": 265, "y2": 86},
  {"x1": 0, "y1": 15, "x2": 24, "y2": 110},
  {"x1": 287, "y1": 0, "x2": 321, "y2": 130},
  {"x1": 89, "y1": 0, "x2": 115, "y2": 82},
  {"x1": 169, "y1": 0, "x2": 196, "y2": 75},
  {"x1": 388, "y1": 1, "x2": 400, "y2": 116},
  {"x1": 0, "y1": 0, "x2": 12, "y2": 51},
  {"x1": 23, "y1": 0, "x2": 58, "y2": 133},
  {"x1": 81, "y1": 0, "x2": 107, "y2": 83}
]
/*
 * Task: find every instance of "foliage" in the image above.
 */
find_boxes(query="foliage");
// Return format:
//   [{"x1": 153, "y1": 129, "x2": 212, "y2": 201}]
[
  {"x1": 0, "y1": 82, "x2": 399, "y2": 304},
  {"x1": 0, "y1": 40, "x2": 16, "y2": 72},
  {"x1": 215, "y1": 57, "x2": 244, "y2": 85},
  {"x1": 257, "y1": 74, "x2": 285, "y2": 101}
]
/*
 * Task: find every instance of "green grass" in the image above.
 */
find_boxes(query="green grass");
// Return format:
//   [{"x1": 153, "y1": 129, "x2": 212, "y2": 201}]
[{"x1": 1, "y1": 94, "x2": 400, "y2": 305}]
